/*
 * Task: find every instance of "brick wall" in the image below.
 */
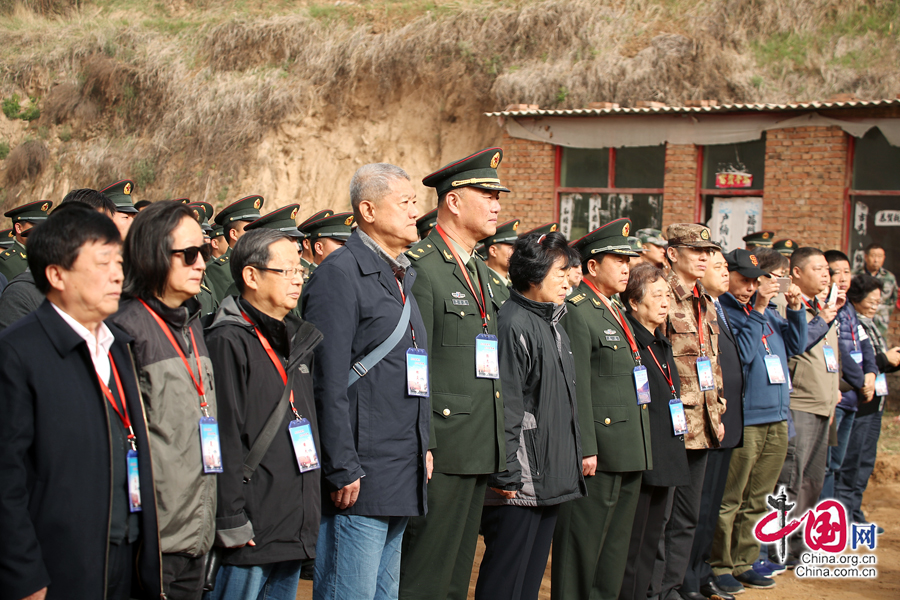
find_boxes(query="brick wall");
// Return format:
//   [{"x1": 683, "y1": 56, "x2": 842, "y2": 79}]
[
  {"x1": 498, "y1": 130, "x2": 556, "y2": 231},
  {"x1": 662, "y1": 143, "x2": 699, "y2": 228},
  {"x1": 763, "y1": 126, "x2": 847, "y2": 250}
]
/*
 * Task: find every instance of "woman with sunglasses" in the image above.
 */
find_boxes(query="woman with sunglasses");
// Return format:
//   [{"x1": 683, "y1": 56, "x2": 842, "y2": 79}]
[{"x1": 110, "y1": 200, "x2": 219, "y2": 599}]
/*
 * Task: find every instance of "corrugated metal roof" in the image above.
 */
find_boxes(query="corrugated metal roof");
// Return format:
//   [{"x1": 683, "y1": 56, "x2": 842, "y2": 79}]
[{"x1": 485, "y1": 98, "x2": 900, "y2": 117}]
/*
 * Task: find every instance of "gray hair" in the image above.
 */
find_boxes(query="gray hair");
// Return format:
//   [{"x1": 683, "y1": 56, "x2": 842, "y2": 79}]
[
  {"x1": 231, "y1": 228, "x2": 293, "y2": 294},
  {"x1": 349, "y1": 163, "x2": 410, "y2": 219}
]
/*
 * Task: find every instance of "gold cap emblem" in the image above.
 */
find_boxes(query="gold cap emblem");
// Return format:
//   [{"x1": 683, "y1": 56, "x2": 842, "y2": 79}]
[
  {"x1": 762, "y1": 232, "x2": 770, "y2": 239},
  {"x1": 290, "y1": 207, "x2": 298, "y2": 220},
  {"x1": 512, "y1": 221, "x2": 519, "y2": 231},
  {"x1": 700, "y1": 228, "x2": 710, "y2": 240},
  {"x1": 490, "y1": 152, "x2": 500, "y2": 169},
  {"x1": 40, "y1": 202, "x2": 50, "y2": 212},
  {"x1": 635, "y1": 239, "x2": 643, "y2": 248},
  {"x1": 785, "y1": 240, "x2": 793, "y2": 248},
  {"x1": 253, "y1": 198, "x2": 261, "y2": 209},
  {"x1": 344, "y1": 215, "x2": 354, "y2": 227},
  {"x1": 192, "y1": 209, "x2": 200, "y2": 220},
  {"x1": 123, "y1": 183, "x2": 132, "y2": 195},
  {"x1": 622, "y1": 223, "x2": 630, "y2": 236},
  {"x1": 550, "y1": 224, "x2": 557, "y2": 232}
]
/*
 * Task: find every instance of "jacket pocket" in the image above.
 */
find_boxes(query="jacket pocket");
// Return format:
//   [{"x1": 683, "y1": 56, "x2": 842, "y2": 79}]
[
  {"x1": 441, "y1": 299, "x2": 479, "y2": 347},
  {"x1": 597, "y1": 335, "x2": 635, "y2": 376},
  {"x1": 433, "y1": 392, "x2": 473, "y2": 419},
  {"x1": 594, "y1": 405, "x2": 631, "y2": 427},
  {"x1": 522, "y1": 411, "x2": 544, "y2": 478}
]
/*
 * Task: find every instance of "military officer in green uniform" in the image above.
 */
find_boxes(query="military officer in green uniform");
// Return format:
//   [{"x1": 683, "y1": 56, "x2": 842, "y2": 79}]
[
  {"x1": 637, "y1": 227, "x2": 668, "y2": 270},
  {"x1": 207, "y1": 195, "x2": 264, "y2": 302},
  {"x1": 416, "y1": 207, "x2": 437, "y2": 240},
  {"x1": 297, "y1": 209, "x2": 333, "y2": 278},
  {"x1": 299, "y1": 210, "x2": 353, "y2": 269},
  {"x1": 99, "y1": 179, "x2": 139, "y2": 238},
  {"x1": 0, "y1": 228, "x2": 13, "y2": 250},
  {"x1": 0, "y1": 200, "x2": 53, "y2": 281},
  {"x1": 773, "y1": 238, "x2": 797, "y2": 256},
  {"x1": 479, "y1": 218, "x2": 519, "y2": 307},
  {"x1": 399, "y1": 148, "x2": 509, "y2": 600},
  {"x1": 742, "y1": 230, "x2": 775, "y2": 250},
  {"x1": 551, "y1": 217, "x2": 653, "y2": 600},
  {"x1": 187, "y1": 201, "x2": 219, "y2": 317}
]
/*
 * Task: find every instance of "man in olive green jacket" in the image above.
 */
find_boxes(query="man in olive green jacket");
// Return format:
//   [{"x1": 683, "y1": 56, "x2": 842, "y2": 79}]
[
  {"x1": 552, "y1": 218, "x2": 652, "y2": 600},
  {"x1": 399, "y1": 148, "x2": 509, "y2": 600}
]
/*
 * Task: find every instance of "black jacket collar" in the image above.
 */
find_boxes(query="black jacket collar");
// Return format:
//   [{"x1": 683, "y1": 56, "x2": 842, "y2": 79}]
[
  {"x1": 238, "y1": 297, "x2": 297, "y2": 359},
  {"x1": 626, "y1": 311, "x2": 671, "y2": 351},
  {"x1": 509, "y1": 289, "x2": 567, "y2": 325},
  {"x1": 140, "y1": 295, "x2": 201, "y2": 329}
]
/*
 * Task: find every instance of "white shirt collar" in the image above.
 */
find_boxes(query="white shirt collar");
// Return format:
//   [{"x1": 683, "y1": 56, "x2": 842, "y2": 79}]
[{"x1": 50, "y1": 302, "x2": 115, "y2": 383}]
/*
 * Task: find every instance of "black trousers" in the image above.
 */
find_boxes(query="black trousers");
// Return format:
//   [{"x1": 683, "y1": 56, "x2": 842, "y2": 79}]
[
  {"x1": 618, "y1": 483, "x2": 671, "y2": 600},
  {"x1": 106, "y1": 541, "x2": 134, "y2": 600},
  {"x1": 682, "y1": 448, "x2": 733, "y2": 593},
  {"x1": 475, "y1": 504, "x2": 559, "y2": 600},
  {"x1": 162, "y1": 552, "x2": 206, "y2": 600}
]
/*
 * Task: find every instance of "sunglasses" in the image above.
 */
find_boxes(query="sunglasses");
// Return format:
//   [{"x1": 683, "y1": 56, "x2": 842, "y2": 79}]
[{"x1": 171, "y1": 244, "x2": 212, "y2": 265}]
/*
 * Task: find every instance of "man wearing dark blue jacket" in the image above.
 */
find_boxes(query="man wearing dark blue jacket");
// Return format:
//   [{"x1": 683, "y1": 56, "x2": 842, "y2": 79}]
[
  {"x1": 710, "y1": 249, "x2": 807, "y2": 592},
  {"x1": 303, "y1": 163, "x2": 431, "y2": 600},
  {"x1": 820, "y1": 251, "x2": 877, "y2": 500}
]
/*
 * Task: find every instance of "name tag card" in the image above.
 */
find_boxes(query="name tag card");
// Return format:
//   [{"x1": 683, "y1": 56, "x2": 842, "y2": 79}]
[
  {"x1": 289, "y1": 418, "x2": 321, "y2": 473},
  {"x1": 199, "y1": 416, "x2": 223, "y2": 474},
  {"x1": 764, "y1": 355, "x2": 787, "y2": 384},
  {"x1": 823, "y1": 346, "x2": 839, "y2": 373},
  {"x1": 875, "y1": 373, "x2": 889, "y2": 397},
  {"x1": 127, "y1": 449, "x2": 142, "y2": 513},
  {"x1": 475, "y1": 334, "x2": 500, "y2": 379},
  {"x1": 634, "y1": 366, "x2": 651, "y2": 405},
  {"x1": 669, "y1": 398, "x2": 688, "y2": 436},
  {"x1": 406, "y1": 348, "x2": 430, "y2": 397},
  {"x1": 850, "y1": 351, "x2": 863, "y2": 365},
  {"x1": 696, "y1": 357, "x2": 716, "y2": 391}
]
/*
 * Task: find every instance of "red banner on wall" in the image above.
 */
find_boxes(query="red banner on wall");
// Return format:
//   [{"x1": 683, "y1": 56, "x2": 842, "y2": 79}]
[{"x1": 716, "y1": 172, "x2": 753, "y2": 188}]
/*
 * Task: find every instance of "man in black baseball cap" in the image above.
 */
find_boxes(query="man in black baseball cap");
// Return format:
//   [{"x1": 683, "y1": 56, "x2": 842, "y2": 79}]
[{"x1": 725, "y1": 248, "x2": 771, "y2": 280}]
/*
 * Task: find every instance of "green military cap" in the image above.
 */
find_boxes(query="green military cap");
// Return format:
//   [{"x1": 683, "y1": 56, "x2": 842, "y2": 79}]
[
  {"x1": 742, "y1": 230, "x2": 775, "y2": 248},
  {"x1": 172, "y1": 198, "x2": 191, "y2": 204},
  {"x1": 628, "y1": 236, "x2": 645, "y2": 253},
  {"x1": 298, "y1": 209, "x2": 334, "y2": 239},
  {"x1": 636, "y1": 228, "x2": 666, "y2": 247},
  {"x1": 0, "y1": 228, "x2": 13, "y2": 248},
  {"x1": 773, "y1": 238, "x2": 797, "y2": 256},
  {"x1": 423, "y1": 147, "x2": 511, "y2": 197},
  {"x1": 214, "y1": 195, "x2": 265, "y2": 226},
  {"x1": 572, "y1": 218, "x2": 640, "y2": 258},
  {"x1": 187, "y1": 202, "x2": 214, "y2": 233},
  {"x1": 665, "y1": 223, "x2": 720, "y2": 250},
  {"x1": 4, "y1": 200, "x2": 53, "y2": 223},
  {"x1": 246, "y1": 204, "x2": 303, "y2": 238},
  {"x1": 480, "y1": 218, "x2": 520, "y2": 248},
  {"x1": 416, "y1": 208, "x2": 437, "y2": 240},
  {"x1": 210, "y1": 224, "x2": 225, "y2": 239},
  {"x1": 301, "y1": 211, "x2": 354, "y2": 241},
  {"x1": 99, "y1": 180, "x2": 138, "y2": 214},
  {"x1": 521, "y1": 222, "x2": 559, "y2": 237}
]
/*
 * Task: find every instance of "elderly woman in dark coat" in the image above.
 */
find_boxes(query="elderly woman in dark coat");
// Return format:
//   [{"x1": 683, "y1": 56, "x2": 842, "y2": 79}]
[
  {"x1": 475, "y1": 231, "x2": 586, "y2": 600},
  {"x1": 618, "y1": 262, "x2": 692, "y2": 600}
]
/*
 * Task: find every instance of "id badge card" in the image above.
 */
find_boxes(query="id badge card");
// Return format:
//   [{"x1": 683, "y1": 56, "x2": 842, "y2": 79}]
[
  {"x1": 475, "y1": 334, "x2": 500, "y2": 379},
  {"x1": 669, "y1": 398, "x2": 688, "y2": 436},
  {"x1": 875, "y1": 372, "x2": 889, "y2": 397},
  {"x1": 633, "y1": 365, "x2": 651, "y2": 405},
  {"x1": 850, "y1": 350, "x2": 863, "y2": 365},
  {"x1": 696, "y1": 357, "x2": 716, "y2": 391},
  {"x1": 406, "y1": 348, "x2": 429, "y2": 397},
  {"x1": 764, "y1": 355, "x2": 786, "y2": 384},
  {"x1": 127, "y1": 449, "x2": 142, "y2": 513},
  {"x1": 288, "y1": 418, "x2": 321, "y2": 473},
  {"x1": 823, "y1": 345, "x2": 839, "y2": 373},
  {"x1": 199, "y1": 416, "x2": 223, "y2": 474}
]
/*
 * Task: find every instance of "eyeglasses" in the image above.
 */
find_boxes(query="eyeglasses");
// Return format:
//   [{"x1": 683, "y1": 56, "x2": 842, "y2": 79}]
[
  {"x1": 254, "y1": 265, "x2": 306, "y2": 279},
  {"x1": 171, "y1": 244, "x2": 212, "y2": 266}
]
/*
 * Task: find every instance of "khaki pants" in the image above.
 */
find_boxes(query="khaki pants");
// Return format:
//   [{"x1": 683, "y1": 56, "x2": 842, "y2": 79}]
[{"x1": 711, "y1": 421, "x2": 788, "y2": 576}]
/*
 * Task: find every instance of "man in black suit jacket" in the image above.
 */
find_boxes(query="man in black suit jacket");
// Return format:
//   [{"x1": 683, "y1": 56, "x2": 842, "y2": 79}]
[{"x1": 0, "y1": 204, "x2": 162, "y2": 600}]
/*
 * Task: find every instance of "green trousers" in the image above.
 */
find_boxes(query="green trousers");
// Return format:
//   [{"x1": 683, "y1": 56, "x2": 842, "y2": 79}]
[
  {"x1": 551, "y1": 470, "x2": 642, "y2": 600},
  {"x1": 399, "y1": 473, "x2": 488, "y2": 600},
  {"x1": 711, "y1": 421, "x2": 788, "y2": 576}
]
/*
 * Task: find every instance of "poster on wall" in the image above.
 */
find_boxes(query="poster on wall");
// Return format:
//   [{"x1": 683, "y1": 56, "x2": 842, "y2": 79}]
[
  {"x1": 849, "y1": 197, "x2": 900, "y2": 274},
  {"x1": 559, "y1": 192, "x2": 662, "y2": 241},
  {"x1": 706, "y1": 197, "x2": 763, "y2": 253}
]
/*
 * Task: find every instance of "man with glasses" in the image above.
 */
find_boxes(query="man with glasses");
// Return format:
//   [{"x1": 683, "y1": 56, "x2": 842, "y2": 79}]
[
  {"x1": 207, "y1": 196, "x2": 265, "y2": 303},
  {"x1": 204, "y1": 228, "x2": 323, "y2": 600}
]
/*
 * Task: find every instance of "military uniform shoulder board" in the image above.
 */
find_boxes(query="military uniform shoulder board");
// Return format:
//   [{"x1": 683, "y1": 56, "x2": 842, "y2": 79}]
[
  {"x1": 406, "y1": 240, "x2": 436, "y2": 261},
  {"x1": 0, "y1": 250, "x2": 12, "y2": 259},
  {"x1": 568, "y1": 293, "x2": 588, "y2": 305},
  {"x1": 217, "y1": 254, "x2": 229, "y2": 264}
]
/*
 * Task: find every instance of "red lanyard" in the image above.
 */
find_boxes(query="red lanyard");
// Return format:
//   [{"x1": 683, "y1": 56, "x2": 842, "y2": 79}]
[
  {"x1": 583, "y1": 280, "x2": 641, "y2": 364},
  {"x1": 742, "y1": 304, "x2": 776, "y2": 354},
  {"x1": 139, "y1": 299, "x2": 209, "y2": 415},
  {"x1": 435, "y1": 224, "x2": 489, "y2": 332},
  {"x1": 849, "y1": 322, "x2": 858, "y2": 351},
  {"x1": 646, "y1": 346, "x2": 677, "y2": 398},
  {"x1": 693, "y1": 285, "x2": 708, "y2": 356},
  {"x1": 802, "y1": 296, "x2": 819, "y2": 311},
  {"x1": 98, "y1": 356, "x2": 136, "y2": 449},
  {"x1": 240, "y1": 312, "x2": 303, "y2": 420}
]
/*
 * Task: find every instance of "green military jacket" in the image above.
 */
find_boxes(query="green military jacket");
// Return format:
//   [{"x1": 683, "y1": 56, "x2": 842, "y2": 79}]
[
  {"x1": 300, "y1": 257, "x2": 317, "y2": 284},
  {"x1": 196, "y1": 276, "x2": 218, "y2": 318},
  {"x1": 205, "y1": 247, "x2": 234, "y2": 304},
  {"x1": 561, "y1": 282, "x2": 652, "y2": 473},
  {"x1": 407, "y1": 230, "x2": 505, "y2": 475},
  {"x1": 0, "y1": 240, "x2": 28, "y2": 281},
  {"x1": 486, "y1": 267, "x2": 511, "y2": 307}
]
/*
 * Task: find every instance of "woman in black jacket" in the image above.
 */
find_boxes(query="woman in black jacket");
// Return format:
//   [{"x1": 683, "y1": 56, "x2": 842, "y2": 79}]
[
  {"x1": 475, "y1": 232, "x2": 586, "y2": 600},
  {"x1": 619, "y1": 262, "x2": 692, "y2": 600}
]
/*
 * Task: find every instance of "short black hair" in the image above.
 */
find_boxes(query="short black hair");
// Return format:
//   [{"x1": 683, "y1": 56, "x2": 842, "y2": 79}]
[
  {"x1": 509, "y1": 231, "x2": 580, "y2": 293},
  {"x1": 754, "y1": 247, "x2": 789, "y2": 274},
  {"x1": 864, "y1": 243, "x2": 884, "y2": 254},
  {"x1": 123, "y1": 201, "x2": 197, "y2": 299},
  {"x1": 60, "y1": 188, "x2": 117, "y2": 215},
  {"x1": 231, "y1": 229, "x2": 293, "y2": 294},
  {"x1": 847, "y1": 273, "x2": 884, "y2": 306},
  {"x1": 790, "y1": 246, "x2": 824, "y2": 272},
  {"x1": 823, "y1": 249, "x2": 850, "y2": 266},
  {"x1": 134, "y1": 200, "x2": 152, "y2": 210},
  {"x1": 27, "y1": 203, "x2": 121, "y2": 294}
]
